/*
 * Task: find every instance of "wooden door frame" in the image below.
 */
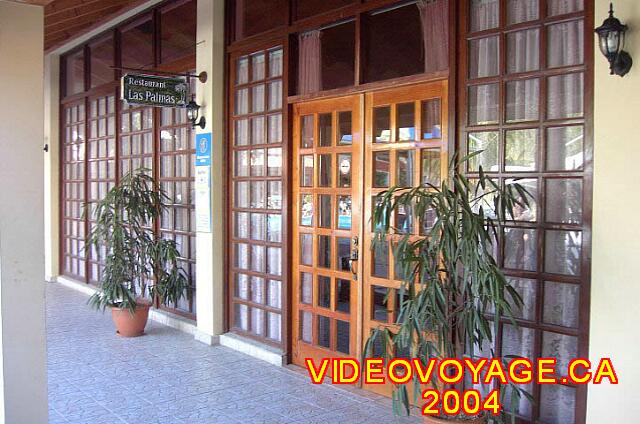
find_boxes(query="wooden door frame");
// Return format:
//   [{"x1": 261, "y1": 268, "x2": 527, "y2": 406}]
[{"x1": 291, "y1": 94, "x2": 365, "y2": 369}]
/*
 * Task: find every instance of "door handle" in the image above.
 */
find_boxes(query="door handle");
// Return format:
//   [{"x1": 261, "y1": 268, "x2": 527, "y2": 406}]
[{"x1": 349, "y1": 236, "x2": 359, "y2": 279}]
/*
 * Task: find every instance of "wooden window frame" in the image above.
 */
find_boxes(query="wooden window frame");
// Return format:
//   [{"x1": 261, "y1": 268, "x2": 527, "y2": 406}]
[
  {"x1": 457, "y1": 1, "x2": 593, "y2": 423},
  {"x1": 59, "y1": 0, "x2": 198, "y2": 320}
]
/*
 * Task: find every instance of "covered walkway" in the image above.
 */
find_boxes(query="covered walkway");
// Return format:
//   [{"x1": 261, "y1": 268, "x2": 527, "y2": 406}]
[{"x1": 46, "y1": 283, "x2": 419, "y2": 423}]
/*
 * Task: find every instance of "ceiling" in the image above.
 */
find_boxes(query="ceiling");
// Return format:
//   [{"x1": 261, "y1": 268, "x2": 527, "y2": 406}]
[{"x1": 10, "y1": 0, "x2": 140, "y2": 50}]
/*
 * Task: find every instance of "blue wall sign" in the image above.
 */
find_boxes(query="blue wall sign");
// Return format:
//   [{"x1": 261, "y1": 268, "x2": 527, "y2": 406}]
[{"x1": 195, "y1": 133, "x2": 212, "y2": 166}]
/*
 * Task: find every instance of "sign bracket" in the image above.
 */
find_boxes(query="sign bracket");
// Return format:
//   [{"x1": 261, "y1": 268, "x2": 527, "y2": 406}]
[{"x1": 112, "y1": 66, "x2": 208, "y2": 83}]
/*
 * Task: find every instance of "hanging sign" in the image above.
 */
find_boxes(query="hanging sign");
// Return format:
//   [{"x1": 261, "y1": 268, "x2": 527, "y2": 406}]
[
  {"x1": 121, "y1": 73, "x2": 188, "y2": 108},
  {"x1": 195, "y1": 133, "x2": 212, "y2": 233}
]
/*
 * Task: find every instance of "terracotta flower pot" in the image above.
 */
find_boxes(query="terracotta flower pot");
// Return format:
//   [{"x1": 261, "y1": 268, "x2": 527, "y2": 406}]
[
  {"x1": 110, "y1": 301, "x2": 151, "y2": 337},
  {"x1": 423, "y1": 414, "x2": 486, "y2": 424}
]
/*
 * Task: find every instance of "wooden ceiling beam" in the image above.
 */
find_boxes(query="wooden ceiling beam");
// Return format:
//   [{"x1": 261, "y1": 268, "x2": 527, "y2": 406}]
[
  {"x1": 46, "y1": 4, "x2": 129, "y2": 36},
  {"x1": 7, "y1": 0, "x2": 54, "y2": 5},
  {"x1": 45, "y1": 1, "x2": 131, "y2": 30},
  {"x1": 45, "y1": 0, "x2": 129, "y2": 23}
]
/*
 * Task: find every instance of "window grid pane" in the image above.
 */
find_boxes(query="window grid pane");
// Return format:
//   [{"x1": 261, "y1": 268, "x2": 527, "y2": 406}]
[
  {"x1": 463, "y1": 3, "x2": 589, "y2": 422},
  {"x1": 230, "y1": 46, "x2": 285, "y2": 345}
]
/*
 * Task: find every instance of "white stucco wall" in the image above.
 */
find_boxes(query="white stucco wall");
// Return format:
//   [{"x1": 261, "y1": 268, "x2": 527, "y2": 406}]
[
  {"x1": 0, "y1": 1, "x2": 48, "y2": 422},
  {"x1": 589, "y1": 0, "x2": 640, "y2": 422}
]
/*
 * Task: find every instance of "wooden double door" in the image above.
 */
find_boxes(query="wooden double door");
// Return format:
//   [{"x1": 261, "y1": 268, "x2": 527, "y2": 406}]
[{"x1": 291, "y1": 81, "x2": 448, "y2": 390}]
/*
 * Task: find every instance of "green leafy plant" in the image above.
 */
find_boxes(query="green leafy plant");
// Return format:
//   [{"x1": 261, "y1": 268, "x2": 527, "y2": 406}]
[
  {"x1": 86, "y1": 169, "x2": 189, "y2": 314},
  {"x1": 364, "y1": 154, "x2": 533, "y2": 422}
]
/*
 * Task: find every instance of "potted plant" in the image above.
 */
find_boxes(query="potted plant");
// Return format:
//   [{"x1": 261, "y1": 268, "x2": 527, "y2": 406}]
[
  {"x1": 86, "y1": 169, "x2": 189, "y2": 337},
  {"x1": 365, "y1": 155, "x2": 533, "y2": 423}
]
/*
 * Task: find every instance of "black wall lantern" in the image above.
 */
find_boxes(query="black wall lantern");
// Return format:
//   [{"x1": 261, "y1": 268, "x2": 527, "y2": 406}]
[
  {"x1": 186, "y1": 95, "x2": 206, "y2": 129},
  {"x1": 595, "y1": 3, "x2": 633, "y2": 77}
]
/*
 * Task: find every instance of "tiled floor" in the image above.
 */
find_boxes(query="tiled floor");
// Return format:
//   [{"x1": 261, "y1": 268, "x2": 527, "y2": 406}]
[{"x1": 47, "y1": 283, "x2": 420, "y2": 423}]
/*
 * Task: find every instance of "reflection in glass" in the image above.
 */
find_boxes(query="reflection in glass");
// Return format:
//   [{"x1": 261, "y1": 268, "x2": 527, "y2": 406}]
[
  {"x1": 337, "y1": 196, "x2": 352, "y2": 230},
  {"x1": 548, "y1": 0, "x2": 583, "y2": 16},
  {"x1": 468, "y1": 84, "x2": 499, "y2": 125},
  {"x1": 468, "y1": 132, "x2": 499, "y2": 172},
  {"x1": 251, "y1": 52, "x2": 265, "y2": 81},
  {"x1": 502, "y1": 324, "x2": 535, "y2": 359},
  {"x1": 235, "y1": 150, "x2": 249, "y2": 177},
  {"x1": 544, "y1": 281, "x2": 579, "y2": 328},
  {"x1": 267, "y1": 181, "x2": 282, "y2": 209},
  {"x1": 337, "y1": 238, "x2": 351, "y2": 272},
  {"x1": 470, "y1": 0, "x2": 499, "y2": 32},
  {"x1": 373, "y1": 151, "x2": 390, "y2": 187},
  {"x1": 336, "y1": 280, "x2": 350, "y2": 313},
  {"x1": 469, "y1": 36, "x2": 499, "y2": 78},
  {"x1": 547, "y1": 73, "x2": 584, "y2": 119},
  {"x1": 372, "y1": 241, "x2": 389, "y2": 278},
  {"x1": 504, "y1": 228, "x2": 537, "y2": 271},
  {"x1": 338, "y1": 111, "x2": 352, "y2": 145},
  {"x1": 267, "y1": 148, "x2": 282, "y2": 176},
  {"x1": 251, "y1": 116, "x2": 265, "y2": 145},
  {"x1": 421, "y1": 99, "x2": 441, "y2": 139},
  {"x1": 395, "y1": 202, "x2": 413, "y2": 234},
  {"x1": 250, "y1": 149, "x2": 265, "y2": 176},
  {"x1": 235, "y1": 119, "x2": 249, "y2": 146},
  {"x1": 547, "y1": 20, "x2": 584, "y2": 69},
  {"x1": 234, "y1": 212, "x2": 249, "y2": 239},
  {"x1": 546, "y1": 126, "x2": 584, "y2": 171},
  {"x1": 319, "y1": 113, "x2": 332, "y2": 147},
  {"x1": 235, "y1": 304, "x2": 249, "y2": 331},
  {"x1": 506, "y1": 178, "x2": 538, "y2": 221},
  {"x1": 268, "y1": 114, "x2": 282, "y2": 144},
  {"x1": 268, "y1": 312, "x2": 281, "y2": 341},
  {"x1": 317, "y1": 316, "x2": 331, "y2": 348},
  {"x1": 251, "y1": 308, "x2": 264, "y2": 335},
  {"x1": 250, "y1": 213, "x2": 265, "y2": 240},
  {"x1": 336, "y1": 320, "x2": 350, "y2": 354},
  {"x1": 251, "y1": 245, "x2": 265, "y2": 273},
  {"x1": 505, "y1": 129, "x2": 538, "y2": 171},
  {"x1": 251, "y1": 276, "x2": 265, "y2": 304},
  {"x1": 422, "y1": 149, "x2": 441, "y2": 187},
  {"x1": 507, "y1": 0, "x2": 539, "y2": 25},
  {"x1": 235, "y1": 181, "x2": 249, "y2": 208},
  {"x1": 301, "y1": 273, "x2": 313, "y2": 304},
  {"x1": 301, "y1": 155, "x2": 314, "y2": 187},
  {"x1": 236, "y1": 273, "x2": 249, "y2": 299},
  {"x1": 506, "y1": 79, "x2": 540, "y2": 122},
  {"x1": 372, "y1": 286, "x2": 390, "y2": 321},
  {"x1": 301, "y1": 311, "x2": 312, "y2": 343},
  {"x1": 542, "y1": 332, "x2": 577, "y2": 373},
  {"x1": 507, "y1": 278, "x2": 537, "y2": 321},
  {"x1": 318, "y1": 235, "x2": 331, "y2": 268},
  {"x1": 301, "y1": 115, "x2": 314, "y2": 148},
  {"x1": 546, "y1": 179, "x2": 583, "y2": 224},
  {"x1": 337, "y1": 154, "x2": 352, "y2": 187},
  {"x1": 318, "y1": 154, "x2": 332, "y2": 187},
  {"x1": 545, "y1": 230, "x2": 582, "y2": 276},
  {"x1": 300, "y1": 194, "x2": 313, "y2": 226},
  {"x1": 374, "y1": 107, "x2": 391, "y2": 143},
  {"x1": 269, "y1": 49, "x2": 283, "y2": 77},
  {"x1": 318, "y1": 276, "x2": 331, "y2": 308},
  {"x1": 396, "y1": 151, "x2": 414, "y2": 187},
  {"x1": 540, "y1": 384, "x2": 576, "y2": 424},
  {"x1": 251, "y1": 84, "x2": 265, "y2": 113},
  {"x1": 267, "y1": 247, "x2": 281, "y2": 276},
  {"x1": 300, "y1": 234, "x2": 312, "y2": 265},
  {"x1": 318, "y1": 195, "x2": 332, "y2": 228},
  {"x1": 267, "y1": 214, "x2": 281, "y2": 242},
  {"x1": 507, "y1": 29, "x2": 540, "y2": 74},
  {"x1": 397, "y1": 103, "x2": 415, "y2": 141}
]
